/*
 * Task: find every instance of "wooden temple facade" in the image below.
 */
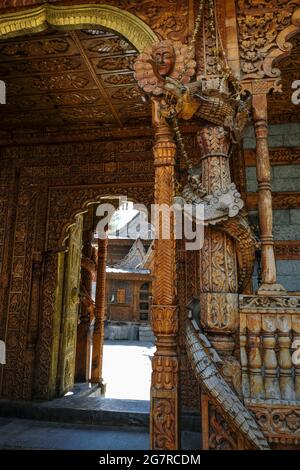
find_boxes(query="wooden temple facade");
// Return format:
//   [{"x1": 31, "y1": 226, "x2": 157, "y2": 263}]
[{"x1": 0, "y1": 0, "x2": 300, "y2": 451}]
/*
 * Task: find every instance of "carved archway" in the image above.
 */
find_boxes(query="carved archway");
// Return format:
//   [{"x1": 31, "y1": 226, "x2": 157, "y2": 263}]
[
  {"x1": 0, "y1": 3, "x2": 158, "y2": 51},
  {"x1": 35, "y1": 183, "x2": 154, "y2": 399}
]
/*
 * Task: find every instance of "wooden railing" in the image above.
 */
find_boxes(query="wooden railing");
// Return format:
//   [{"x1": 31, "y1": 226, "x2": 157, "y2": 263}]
[{"x1": 240, "y1": 295, "x2": 300, "y2": 401}]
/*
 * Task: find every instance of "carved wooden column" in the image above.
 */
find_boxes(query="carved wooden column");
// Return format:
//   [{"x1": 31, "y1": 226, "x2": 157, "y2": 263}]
[
  {"x1": 262, "y1": 315, "x2": 280, "y2": 399},
  {"x1": 75, "y1": 229, "x2": 94, "y2": 383},
  {"x1": 247, "y1": 314, "x2": 264, "y2": 399},
  {"x1": 198, "y1": 125, "x2": 239, "y2": 357},
  {"x1": 91, "y1": 234, "x2": 107, "y2": 392},
  {"x1": 243, "y1": 80, "x2": 285, "y2": 295},
  {"x1": 150, "y1": 99, "x2": 179, "y2": 450}
]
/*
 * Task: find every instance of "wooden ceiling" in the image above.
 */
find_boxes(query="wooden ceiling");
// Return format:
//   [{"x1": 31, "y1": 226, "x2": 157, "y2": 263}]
[
  {"x1": 0, "y1": 28, "x2": 152, "y2": 132},
  {"x1": 268, "y1": 35, "x2": 300, "y2": 125},
  {"x1": 0, "y1": 25, "x2": 299, "y2": 135}
]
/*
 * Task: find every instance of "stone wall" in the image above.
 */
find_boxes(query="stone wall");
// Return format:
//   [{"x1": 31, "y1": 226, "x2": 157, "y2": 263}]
[
  {"x1": 244, "y1": 123, "x2": 300, "y2": 149},
  {"x1": 244, "y1": 123, "x2": 300, "y2": 293}
]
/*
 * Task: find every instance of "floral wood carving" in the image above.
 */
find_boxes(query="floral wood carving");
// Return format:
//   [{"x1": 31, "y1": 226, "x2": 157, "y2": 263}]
[
  {"x1": 248, "y1": 405, "x2": 300, "y2": 444},
  {"x1": 0, "y1": 1, "x2": 191, "y2": 44},
  {"x1": 237, "y1": 2, "x2": 300, "y2": 79},
  {"x1": 152, "y1": 398, "x2": 177, "y2": 450},
  {"x1": 209, "y1": 405, "x2": 238, "y2": 450}
]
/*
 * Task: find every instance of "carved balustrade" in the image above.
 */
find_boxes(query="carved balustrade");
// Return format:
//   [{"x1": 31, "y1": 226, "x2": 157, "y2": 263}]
[{"x1": 240, "y1": 295, "x2": 300, "y2": 402}]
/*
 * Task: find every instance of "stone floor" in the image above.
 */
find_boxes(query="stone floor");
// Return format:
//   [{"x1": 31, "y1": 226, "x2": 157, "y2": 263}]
[
  {"x1": 0, "y1": 417, "x2": 149, "y2": 450},
  {"x1": 0, "y1": 340, "x2": 201, "y2": 450},
  {"x1": 0, "y1": 417, "x2": 200, "y2": 450},
  {"x1": 102, "y1": 340, "x2": 155, "y2": 400}
]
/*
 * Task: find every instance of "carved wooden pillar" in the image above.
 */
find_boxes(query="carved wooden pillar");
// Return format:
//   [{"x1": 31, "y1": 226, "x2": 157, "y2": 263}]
[
  {"x1": 262, "y1": 315, "x2": 280, "y2": 399},
  {"x1": 150, "y1": 99, "x2": 179, "y2": 450},
  {"x1": 75, "y1": 230, "x2": 94, "y2": 383},
  {"x1": 243, "y1": 80, "x2": 285, "y2": 295},
  {"x1": 292, "y1": 315, "x2": 300, "y2": 400},
  {"x1": 247, "y1": 314, "x2": 264, "y2": 399},
  {"x1": 198, "y1": 125, "x2": 239, "y2": 356},
  {"x1": 91, "y1": 235, "x2": 107, "y2": 391},
  {"x1": 277, "y1": 314, "x2": 294, "y2": 400}
]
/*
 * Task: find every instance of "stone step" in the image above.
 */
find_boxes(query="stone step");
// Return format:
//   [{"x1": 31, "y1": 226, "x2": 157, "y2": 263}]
[
  {"x1": 0, "y1": 397, "x2": 200, "y2": 433},
  {"x1": 0, "y1": 397, "x2": 150, "y2": 430},
  {"x1": 139, "y1": 325, "x2": 155, "y2": 342},
  {"x1": 0, "y1": 416, "x2": 201, "y2": 450}
]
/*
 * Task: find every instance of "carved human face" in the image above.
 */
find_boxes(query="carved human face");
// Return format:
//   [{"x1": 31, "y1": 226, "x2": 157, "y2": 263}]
[{"x1": 152, "y1": 44, "x2": 175, "y2": 77}]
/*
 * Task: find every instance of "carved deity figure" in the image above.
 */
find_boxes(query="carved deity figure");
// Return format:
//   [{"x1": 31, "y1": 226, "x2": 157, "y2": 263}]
[
  {"x1": 134, "y1": 40, "x2": 254, "y2": 366},
  {"x1": 150, "y1": 41, "x2": 176, "y2": 79}
]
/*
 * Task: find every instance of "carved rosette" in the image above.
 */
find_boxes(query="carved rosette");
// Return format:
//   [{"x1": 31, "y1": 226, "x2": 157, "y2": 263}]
[{"x1": 249, "y1": 405, "x2": 300, "y2": 446}]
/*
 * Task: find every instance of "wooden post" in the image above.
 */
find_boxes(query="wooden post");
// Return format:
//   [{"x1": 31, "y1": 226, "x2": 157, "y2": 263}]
[
  {"x1": 150, "y1": 99, "x2": 179, "y2": 450},
  {"x1": 76, "y1": 230, "x2": 94, "y2": 383},
  {"x1": 91, "y1": 234, "x2": 107, "y2": 392},
  {"x1": 243, "y1": 80, "x2": 286, "y2": 295}
]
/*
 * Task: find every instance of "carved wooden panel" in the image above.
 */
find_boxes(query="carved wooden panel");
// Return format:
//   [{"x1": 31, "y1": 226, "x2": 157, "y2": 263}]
[
  {"x1": 268, "y1": 35, "x2": 300, "y2": 125},
  {"x1": 0, "y1": 1, "x2": 191, "y2": 45},
  {"x1": 237, "y1": 1, "x2": 299, "y2": 80},
  {"x1": 0, "y1": 136, "x2": 154, "y2": 400},
  {"x1": 177, "y1": 240, "x2": 199, "y2": 412},
  {"x1": 248, "y1": 404, "x2": 300, "y2": 446},
  {"x1": 1, "y1": 182, "x2": 38, "y2": 398}
]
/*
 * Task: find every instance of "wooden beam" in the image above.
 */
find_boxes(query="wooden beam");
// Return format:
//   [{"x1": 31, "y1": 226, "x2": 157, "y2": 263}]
[
  {"x1": 244, "y1": 147, "x2": 300, "y2": 167},
  {"x1": 246, "y1": 192, "x2": 300, "y2": 210},
  {"x1": 71, "y1": 31, "x2": 123, "y2": 127},
  {"x1": 275, "y1": 240, "x2": 300, "y2": 260}
]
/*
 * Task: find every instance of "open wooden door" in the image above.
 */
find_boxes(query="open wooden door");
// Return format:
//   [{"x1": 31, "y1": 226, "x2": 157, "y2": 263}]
[{"x1": 58, "y1": 214, "x2": 83, "y2": 396}]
